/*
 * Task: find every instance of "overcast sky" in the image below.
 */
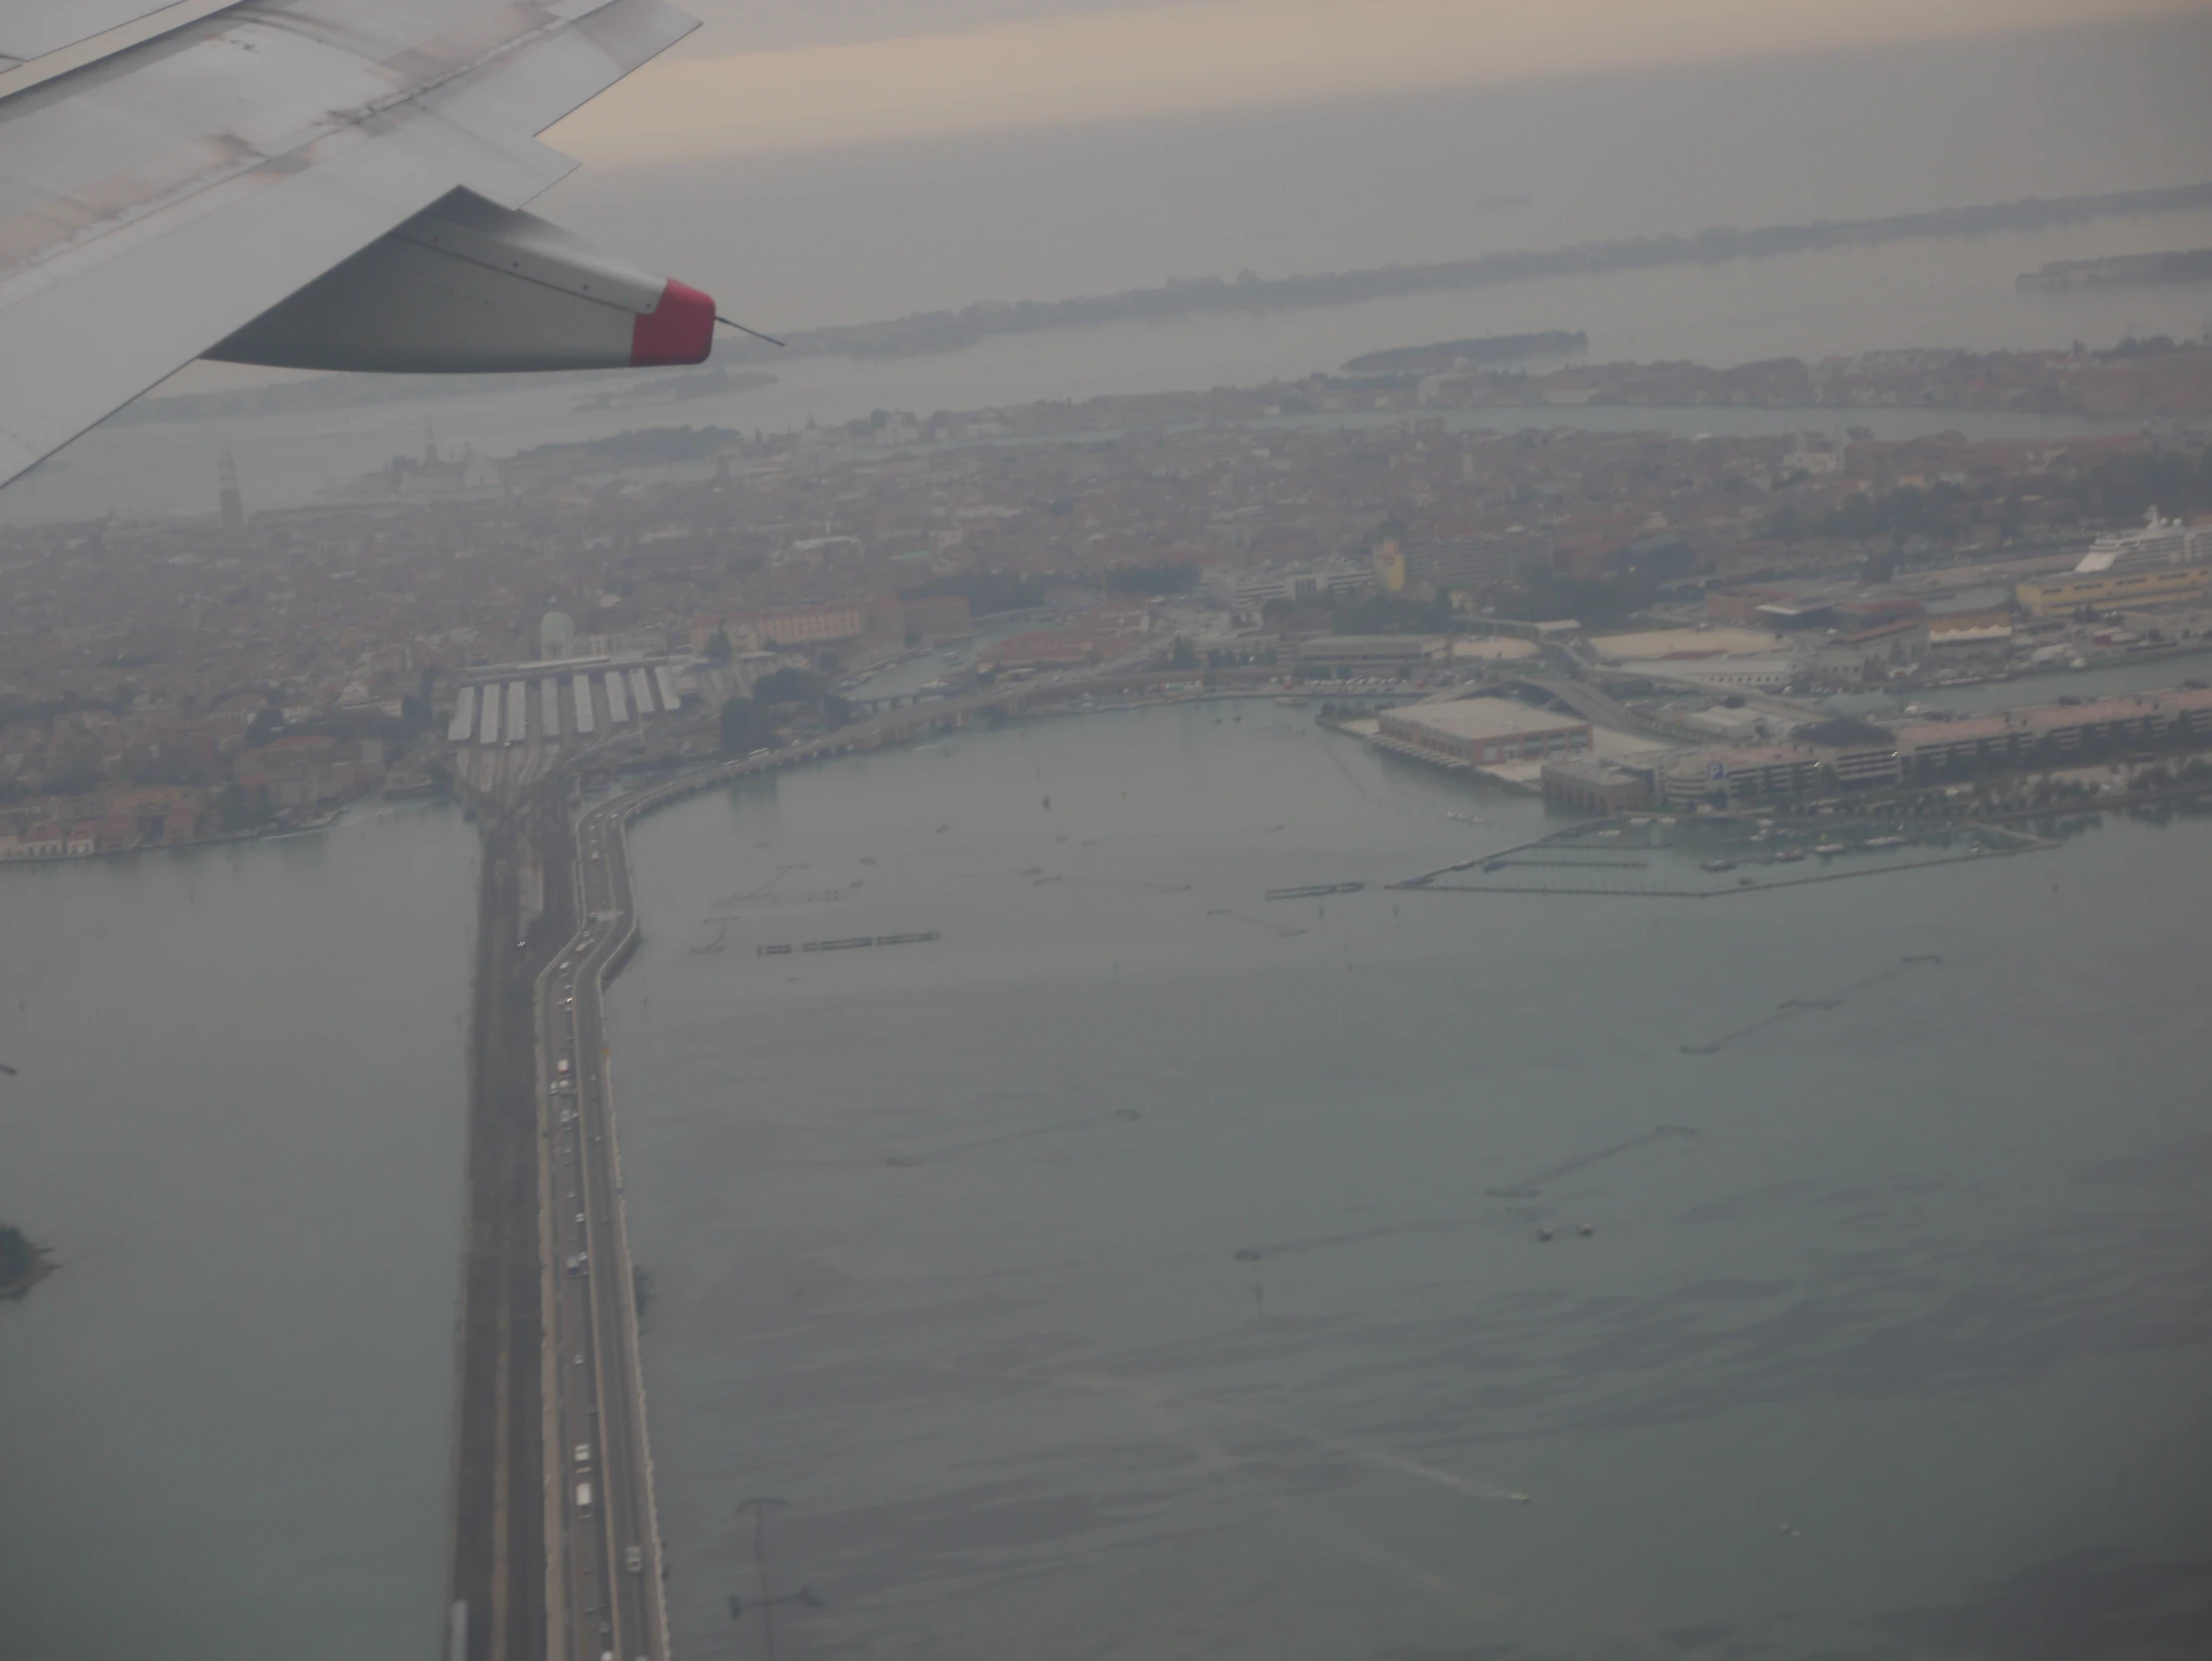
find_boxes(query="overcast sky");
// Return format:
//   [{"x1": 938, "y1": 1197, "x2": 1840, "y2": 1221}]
[
  {"x1": 550, "y1": 0, "x2": 2199, "y2": 162},
  {"x1": 521, "y1": 3, "x2": 2212, "y2": 332}
]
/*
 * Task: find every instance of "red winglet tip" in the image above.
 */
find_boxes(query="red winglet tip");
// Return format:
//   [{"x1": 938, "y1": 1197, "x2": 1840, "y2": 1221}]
[{"x1": 630, "y1": 280, "x2": 715, "y2": 367}]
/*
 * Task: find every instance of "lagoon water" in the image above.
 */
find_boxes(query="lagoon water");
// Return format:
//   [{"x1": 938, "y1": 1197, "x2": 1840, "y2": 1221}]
[
  {"x1": 0, "y1": 804, "x2": 476, "y2": 1660},
  {"x1": 0, "y1": 706, "x2": 2206, "y2": 1657},
  {"x1": 606, "y1": 705, "x2": 2212, "y2": 1660}
]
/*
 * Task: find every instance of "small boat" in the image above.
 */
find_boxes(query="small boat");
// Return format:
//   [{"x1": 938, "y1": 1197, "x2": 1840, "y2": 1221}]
[
  {"x1": 1814, "y1": 841, "x2": 1847, "y2": 856},
  {"x1": 1772, "y1": 848, "x2": 1807, "y2": 863},
  {"x1": 1701, "y1": 858, "x2": 1738, "y2": 873},
  {"x1": 1865, "y1": 835, "x2": 1907, "y2": 849}
]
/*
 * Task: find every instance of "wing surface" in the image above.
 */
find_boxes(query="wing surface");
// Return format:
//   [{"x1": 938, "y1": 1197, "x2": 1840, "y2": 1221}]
[{"x1": 0, "y1": 0, "x2": 698, "y2": 490}]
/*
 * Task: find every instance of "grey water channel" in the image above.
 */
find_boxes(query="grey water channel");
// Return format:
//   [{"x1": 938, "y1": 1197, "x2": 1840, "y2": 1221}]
[
  {"x1": 606, "y1": 703, "x2": 2212, "y2": 1660},
  {"x1": 0, "y1": 803, "x2": 477, "y2": 1660}
]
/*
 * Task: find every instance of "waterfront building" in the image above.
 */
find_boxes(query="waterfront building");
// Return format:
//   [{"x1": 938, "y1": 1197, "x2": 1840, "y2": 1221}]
[
  {"x1": 1376, "y1": 698, "x2": 1591, "y2": 768},
  {"x1": 1541, "y1": 754, "x2": 1656, "y2": 811},
  {"x1": 1893, "y1": 688, "x2": 2212, "y2": 773},
  {"x1": 2017, "y1": 564, "x2": 2212, "y2": 617},
  {"x1": 1613, "y1": 652, "x2": 1805, "y2": 690},
  {"x1": 1292, "y1": 635, "x2": 1450, "y2": 672},
  {"x1": 1658, "y1": 739, "x2": 1899, "y2": 805},
  {"x1": 1925, "y1": 608, "x2": 2014, "y2": 648},
  {"x1": 1661, "y1": 745, "x2": 1824, "y2": 805},
  {"x1": 1812, "y1": 619, "x2": 1927, "y2": 685}
]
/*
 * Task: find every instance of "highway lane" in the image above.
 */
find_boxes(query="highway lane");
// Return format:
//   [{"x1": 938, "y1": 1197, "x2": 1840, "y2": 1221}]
[{"x1": 540, "y1": 793, "x2": 665, "y2": 1661}]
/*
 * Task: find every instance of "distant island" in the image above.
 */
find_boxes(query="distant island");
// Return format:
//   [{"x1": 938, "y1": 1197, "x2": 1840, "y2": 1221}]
[
  {"x1": 2018, "y1": 249, "x2": 2212, "y2": 292},
  {"x1": 1, "y1": 1223, "x2": 55, "y2": 1301},
  {"x1": 111, "y1": 179, "x2": 2212, "y2": 427},
  {"x1": 703, "y1": 179, "x2": 2212, "y2": 366},
  {"x1": 1343, "y1": 332, "x2": 1587, "y2": 376}
]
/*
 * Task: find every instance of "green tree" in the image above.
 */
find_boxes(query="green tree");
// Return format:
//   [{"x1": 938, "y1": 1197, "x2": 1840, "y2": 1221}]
[
  {"x1": 1166, "y1": 635, "x2": 1199, "y2": 671},
  {"x1": 212, "y1": 782, "x2": 271, "y2": 831},
  {"x1": 1330, "y1": 592, "x2": 1452, "y2": 635},
  {"x1": 704, "y1": 627, "x2": 734, "y2": 662},
  {"x1": 900, "y1": 571, "x2": 1052, "y2": 617},
  {"x1": 718, "y1": 695, "x2": 755, "y2": 754},
  {"x1": 1101, "y1": 561, "x2": 1199, "y2": 595},
  {"x1": 752, "y1": 667, "x2": 827, "y2": 706}
]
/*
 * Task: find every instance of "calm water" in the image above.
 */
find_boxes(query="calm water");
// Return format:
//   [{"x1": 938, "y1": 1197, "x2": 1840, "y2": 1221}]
[
  {"x1": 0, "y1": 803, "x2": 477, "y2": 1660},
  {"x1": 7, "y1": 207, "x2": 2212, "y2": 525},
  {"x1": 608, "y1": 704, "x2": 2212, "y2": 1660}
]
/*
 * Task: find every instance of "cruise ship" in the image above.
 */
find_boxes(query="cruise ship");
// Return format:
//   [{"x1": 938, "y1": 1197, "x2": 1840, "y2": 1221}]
[{"x1": 2071, "y1": 509, "x2": 2210, "y2": 574}]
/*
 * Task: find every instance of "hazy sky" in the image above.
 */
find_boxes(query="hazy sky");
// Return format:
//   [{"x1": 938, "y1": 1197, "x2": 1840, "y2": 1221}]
[
  {"x1": 529, "y1": 5, "x2": 2212, "y2": 331},
  {"x1": 550, "y1": 0, "x2": 2200, "y2": 161}
]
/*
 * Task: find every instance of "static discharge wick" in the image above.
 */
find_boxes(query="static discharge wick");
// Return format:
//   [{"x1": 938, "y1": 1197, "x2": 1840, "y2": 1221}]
[{"x1": 715, "y1": 315, "x2": 786, "y2": 348}]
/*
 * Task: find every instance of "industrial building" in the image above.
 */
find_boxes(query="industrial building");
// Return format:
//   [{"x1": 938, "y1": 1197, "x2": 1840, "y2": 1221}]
[
  {"x1": 1893, "y1": 687, "x2": 2212, "y2": 772},
  {"x1": 1292, "y1": 634, "x2": 1451, "y2": 671},
  {"x1": 1541, "y1": 754, "x2": 1656, "y2": 811},
  {"x1": 1375, "y1": 697, "x2": 1591, "y2": 769},
  {"x1": 1811, "y1": 619, "x2": 1926, "y2": 685},
  {"x1": 1613, "y1": 653, "x2": 1803, "y2": 691},
  {"x1": 1657, "y1": 739, "x2": 1901, "y2": 805},
  {"x1": 1208, "y1": 560, "x2": 1372, "y2": 611},
  {"x1": 2015, "y1": 565, "x2": 2211, "y2": 617}
]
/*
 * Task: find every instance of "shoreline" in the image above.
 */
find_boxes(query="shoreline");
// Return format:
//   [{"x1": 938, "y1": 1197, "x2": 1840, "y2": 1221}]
[
  {"x1": 0, "y1": 797, "x2": 430, "y2": 872},
  {"x1": 0, "y1": 1251, "x2": 57, "y2": 1301}
]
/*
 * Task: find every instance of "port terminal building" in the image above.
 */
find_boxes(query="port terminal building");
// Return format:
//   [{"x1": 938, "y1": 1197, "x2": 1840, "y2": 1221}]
[{"x1": 1375, "y1": 698, "x2": 1591, "y2": 769}]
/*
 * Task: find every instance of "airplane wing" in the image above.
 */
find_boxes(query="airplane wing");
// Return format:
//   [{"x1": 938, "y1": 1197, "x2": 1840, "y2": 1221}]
[{"x1": 0, "y1": 0, "x2": 715, "y2": 492}]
